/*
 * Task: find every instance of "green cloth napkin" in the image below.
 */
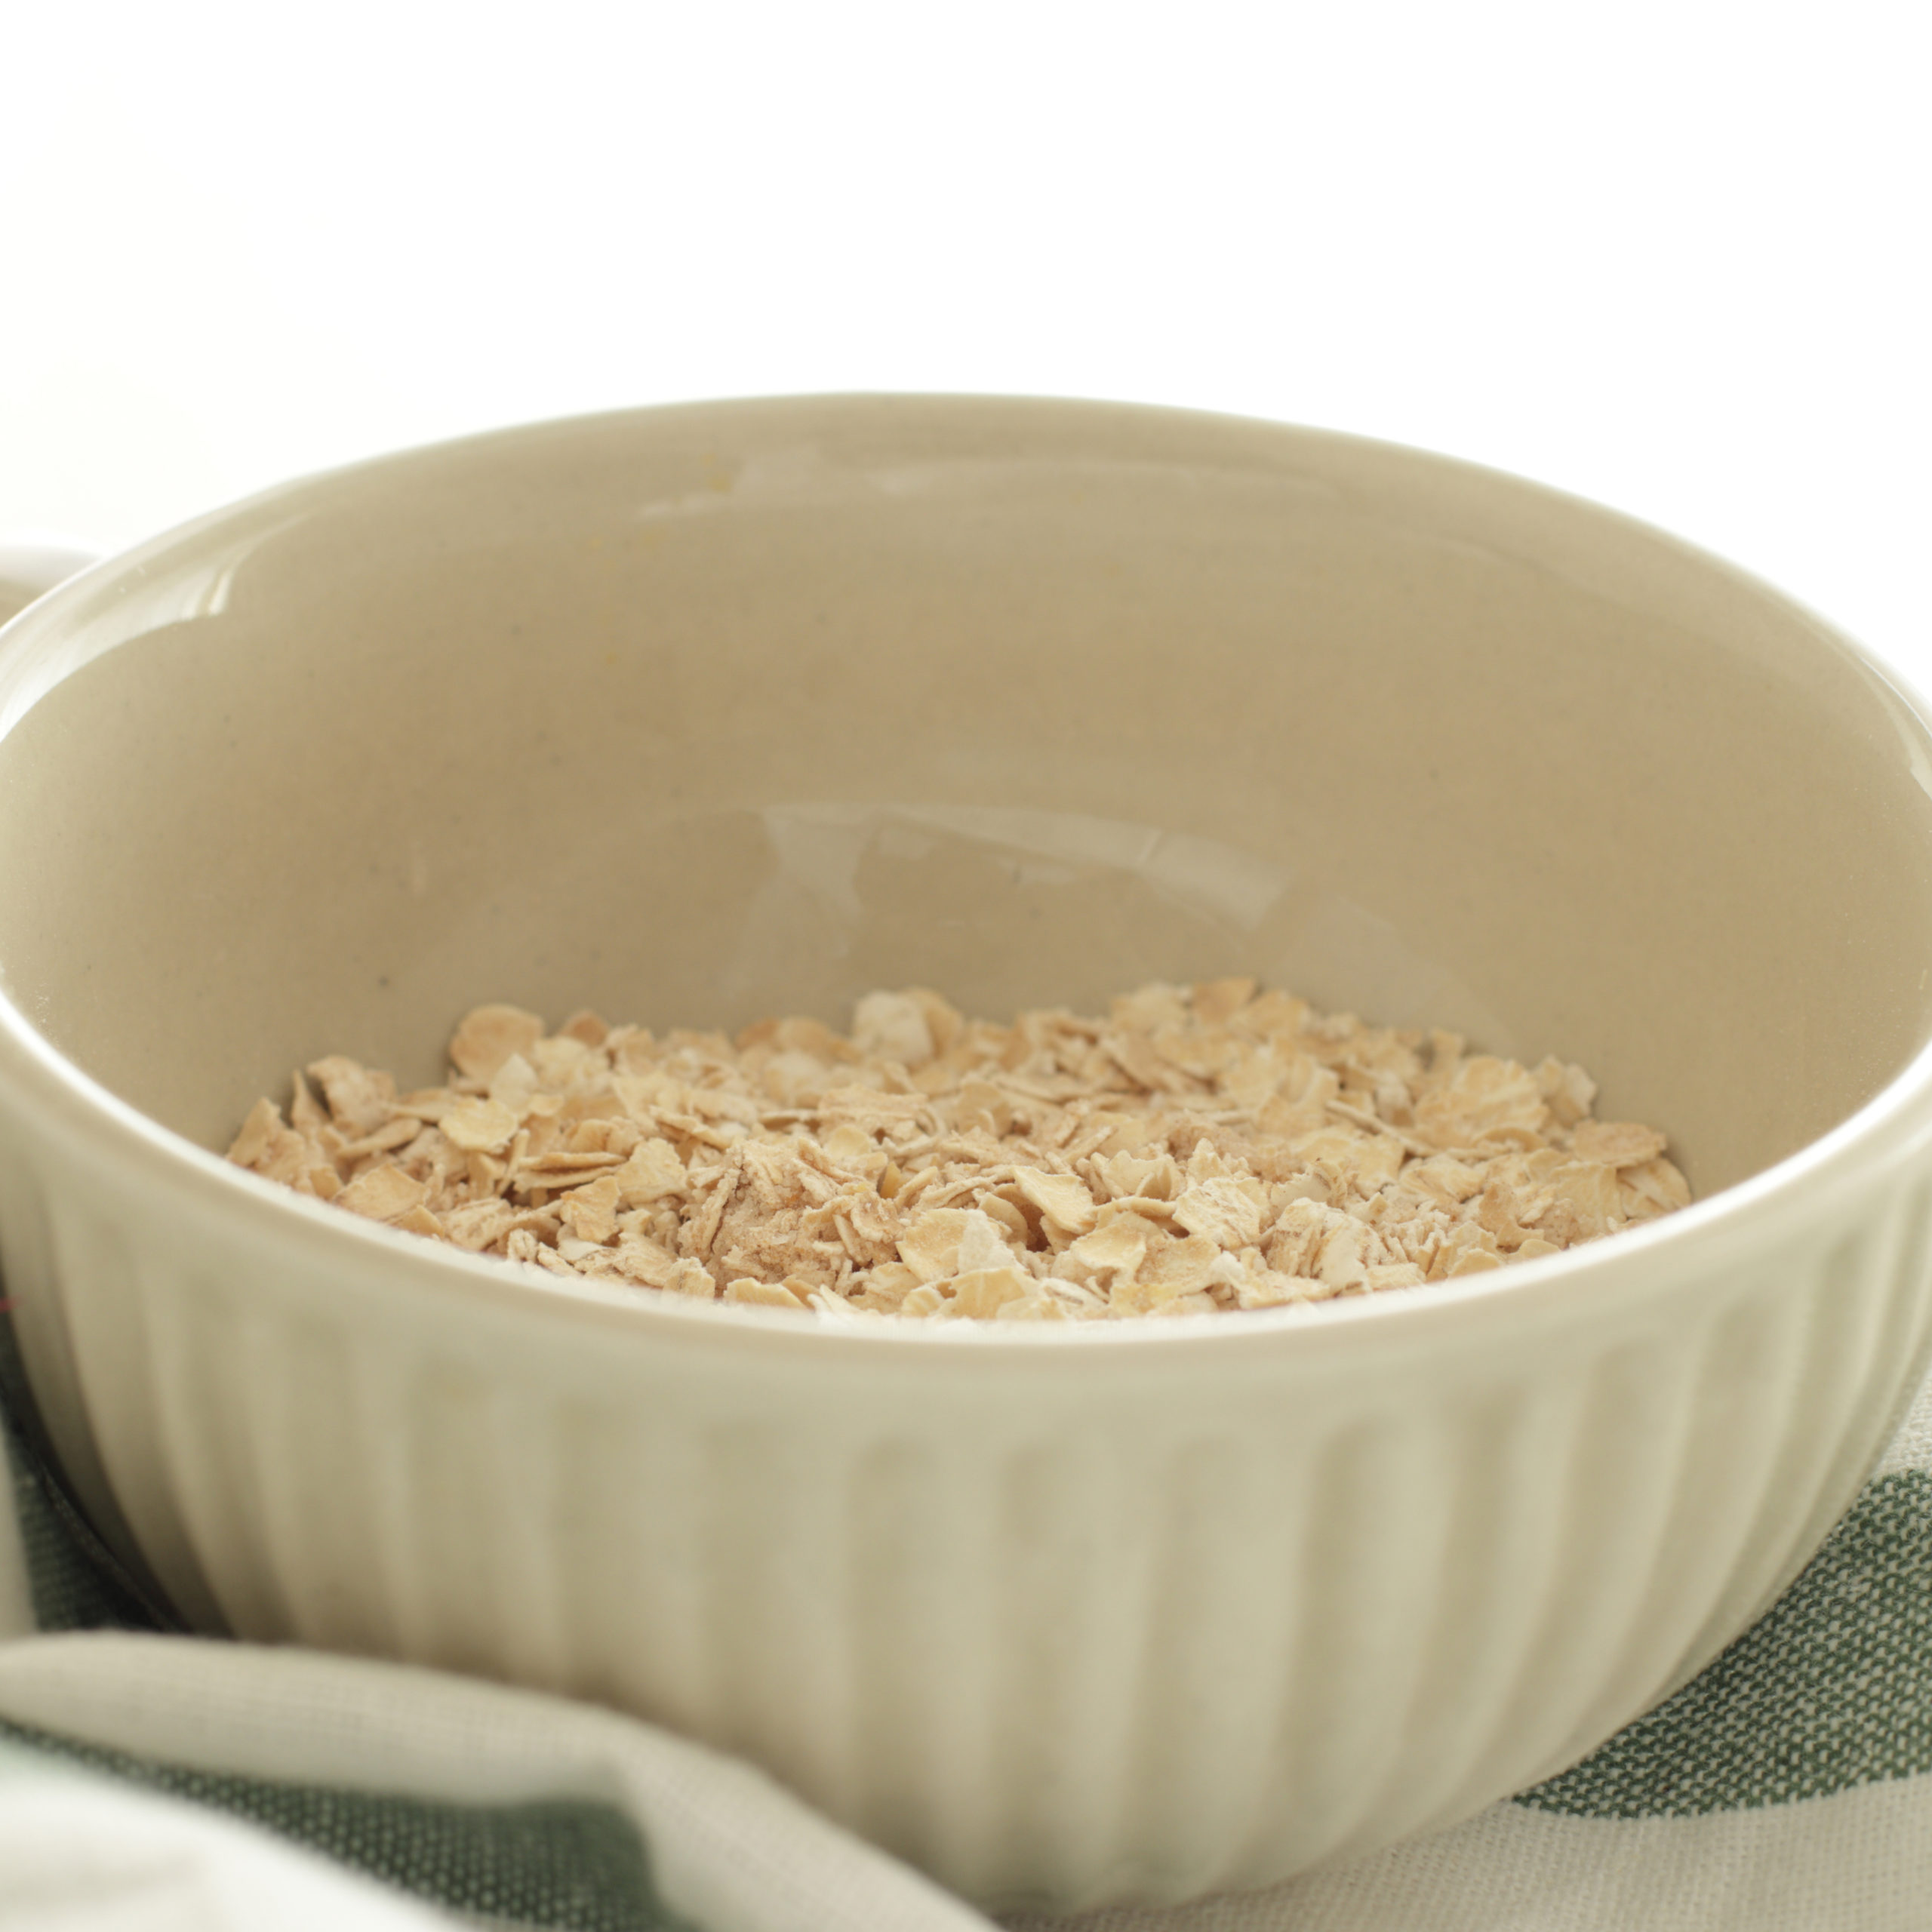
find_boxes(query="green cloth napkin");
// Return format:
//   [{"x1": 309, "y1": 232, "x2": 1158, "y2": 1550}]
[{"x1": 4, "y1": 1299, "x2": 1930, "y2": 1931}]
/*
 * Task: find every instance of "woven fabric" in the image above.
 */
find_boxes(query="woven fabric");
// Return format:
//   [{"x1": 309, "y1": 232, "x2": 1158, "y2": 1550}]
[
  {"x1": 1521, "y1": 1471, "x2": 1932, "y2": 1819},
  {"x1": 0, "y1": 1711, "x2": 685, "y2": 1932}
]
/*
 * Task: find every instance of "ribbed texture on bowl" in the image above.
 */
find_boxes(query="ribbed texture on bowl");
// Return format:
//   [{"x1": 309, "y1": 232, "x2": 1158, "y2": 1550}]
[{"x1": 8, "y1": 1104, "x2": 1932, "y2": 1911}]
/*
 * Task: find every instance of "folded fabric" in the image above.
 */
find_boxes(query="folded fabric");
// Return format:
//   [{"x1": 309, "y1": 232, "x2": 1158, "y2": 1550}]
[{"x1": 5, "y1": 1312, "x2": 1931, "y2": 1932}]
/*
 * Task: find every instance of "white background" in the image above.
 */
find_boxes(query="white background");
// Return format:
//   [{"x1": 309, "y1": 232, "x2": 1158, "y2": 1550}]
[{"x1": 4, "y1": 1, "x2": 1927, "y2": 684}]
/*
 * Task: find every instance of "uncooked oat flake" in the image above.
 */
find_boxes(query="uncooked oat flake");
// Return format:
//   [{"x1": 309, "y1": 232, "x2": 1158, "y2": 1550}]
[{"x1": 227, "y1": 981, "x2": 1690, "y2": 1322}]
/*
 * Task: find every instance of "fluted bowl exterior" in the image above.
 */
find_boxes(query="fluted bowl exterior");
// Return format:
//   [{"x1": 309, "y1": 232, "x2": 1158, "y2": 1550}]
[{"x1": 8, "y1": 1017, "x2": 1932, "y2": 1909}]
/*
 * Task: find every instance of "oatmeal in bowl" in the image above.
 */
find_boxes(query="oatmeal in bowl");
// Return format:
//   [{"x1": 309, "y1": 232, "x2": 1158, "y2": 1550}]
[{"x1": 232, "y1": 982, "x2": 1688, "y2": 1318}]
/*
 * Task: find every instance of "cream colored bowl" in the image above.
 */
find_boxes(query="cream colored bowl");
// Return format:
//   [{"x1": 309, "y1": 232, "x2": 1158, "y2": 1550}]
[{"x1": 4, "y1": 397, "x2": 1932, "y2": 1912}]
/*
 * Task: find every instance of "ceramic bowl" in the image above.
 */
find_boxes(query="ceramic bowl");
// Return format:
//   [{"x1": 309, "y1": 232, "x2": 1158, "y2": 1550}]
[{"x1": 4, "y1": 397, "x2": 1932, "y2": 1912}]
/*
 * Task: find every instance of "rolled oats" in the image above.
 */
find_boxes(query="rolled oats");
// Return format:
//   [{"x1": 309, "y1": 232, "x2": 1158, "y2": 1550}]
[{"x1": 229, "y1": 981, "x2": 1690, "y2": 1321}]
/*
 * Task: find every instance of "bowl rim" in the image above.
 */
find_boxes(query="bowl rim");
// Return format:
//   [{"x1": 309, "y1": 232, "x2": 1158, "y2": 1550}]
[{"x1": 6, "y1": 392, "x2": 1932, "y2": 1361}]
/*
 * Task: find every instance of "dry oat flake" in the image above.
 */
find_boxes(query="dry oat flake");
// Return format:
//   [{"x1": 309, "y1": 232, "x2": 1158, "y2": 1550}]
[{"x1": 227, "y1": 981, "x2": 1690, "y2": 1322}]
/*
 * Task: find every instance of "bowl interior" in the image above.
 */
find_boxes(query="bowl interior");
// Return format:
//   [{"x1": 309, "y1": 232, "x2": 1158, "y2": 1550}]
[{"x1": 3, "y1": 396, "x2": 1930, "y2": 1204}]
